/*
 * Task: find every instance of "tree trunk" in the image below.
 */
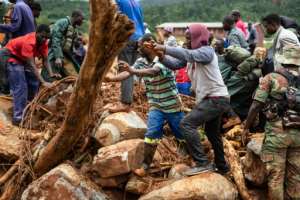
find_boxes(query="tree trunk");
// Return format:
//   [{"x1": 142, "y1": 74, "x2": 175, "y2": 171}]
[{"x1": 33, "y1": 0, "x2": 134, "y2": 176}]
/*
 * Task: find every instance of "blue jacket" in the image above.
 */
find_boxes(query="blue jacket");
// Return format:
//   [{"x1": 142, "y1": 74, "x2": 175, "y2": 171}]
[
  {"x1": 116, "y1": 0, "x2": 145, "y2": 41},
  {"x1": 0, "y1": 0, "x2": 35, "y2": 38}
]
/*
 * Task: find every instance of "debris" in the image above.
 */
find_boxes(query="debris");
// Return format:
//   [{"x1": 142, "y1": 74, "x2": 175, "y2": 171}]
[
  {"x1": 94, "y1": 174, "x2": 129, "y2": 188},
  {"x1": 168, "y1": 163, "x2": 190, "y2": 179},
  {"x1": 125, "y1": 175, "x2": 149, "y2": 194},
  {"x1": 242, "y1": 135, "x2": 267, "y2": 186},
  {"x1": 0, "y1": 127, "x2": 22, "y2": 161},
  {"x1": 223, "y1": 138, "x2": 253, "y2": 200}
]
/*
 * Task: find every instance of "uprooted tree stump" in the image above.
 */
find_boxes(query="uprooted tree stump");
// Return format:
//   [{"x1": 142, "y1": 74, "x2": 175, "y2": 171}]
[{"x1": 0, "y1": 0, "x2": 134, "y2": 199}]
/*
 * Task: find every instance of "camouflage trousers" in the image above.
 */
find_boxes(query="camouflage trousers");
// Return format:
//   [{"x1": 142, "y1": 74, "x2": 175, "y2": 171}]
[{"x1": 261, "y1": 120, "x2": 300, "y2": 200}]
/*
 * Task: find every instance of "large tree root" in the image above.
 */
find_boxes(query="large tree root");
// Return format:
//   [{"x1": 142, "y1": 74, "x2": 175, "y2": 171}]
[{"x1": 223, "y1": 138, "x2": 253, "y2": 200}]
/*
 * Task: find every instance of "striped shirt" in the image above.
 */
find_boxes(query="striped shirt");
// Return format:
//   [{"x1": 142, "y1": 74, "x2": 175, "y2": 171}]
[{"x1": 134, "y1": 57, "x2": 182, "y2": 113}]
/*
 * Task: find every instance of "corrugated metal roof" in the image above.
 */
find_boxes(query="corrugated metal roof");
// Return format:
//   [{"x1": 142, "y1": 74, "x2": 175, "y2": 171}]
[{"x1": 156, "y1": 22, "x2": 223, "y2": 29}]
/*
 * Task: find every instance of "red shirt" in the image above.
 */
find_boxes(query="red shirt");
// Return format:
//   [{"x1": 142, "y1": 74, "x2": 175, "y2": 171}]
[
  {"x1": 176, "y1": 67, "x2": 190, "y2": 83},
  {"x1": 236, "y1": 19, "x2": 248, "y2": 39},
  {"x1": 5, "y1": 32, "x2": 48, "y2": 64}
]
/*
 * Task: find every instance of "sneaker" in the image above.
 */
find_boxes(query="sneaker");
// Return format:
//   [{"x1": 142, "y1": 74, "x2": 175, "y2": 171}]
[
  {"x1": 222, "y1": 117, "x2": 241, "y2": 129},
  {"x1": 183, "y1": 163, "x2": 215, "y2": 176}
]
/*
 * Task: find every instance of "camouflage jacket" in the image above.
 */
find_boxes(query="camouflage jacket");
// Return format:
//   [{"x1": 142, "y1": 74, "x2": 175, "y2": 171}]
[
  {"x1": 254, "y1": 71, "x2": 289, "y2": 104},
  {"x1": 48, "y1": 16, "x2": 78, "y2": 61}
]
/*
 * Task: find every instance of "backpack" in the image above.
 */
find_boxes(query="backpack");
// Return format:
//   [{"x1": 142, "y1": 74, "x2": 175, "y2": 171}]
[
  {"x1": 224, "y1": 46, "x2": 251, "y2": 67},
  {"x1": 275, "y1": 69, "x2": 300, "y2": 128}
]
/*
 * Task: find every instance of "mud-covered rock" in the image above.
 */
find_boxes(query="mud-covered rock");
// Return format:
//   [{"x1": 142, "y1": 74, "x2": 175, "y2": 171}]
[
  {"x1": 94, "y1": 111, "x2": 147, "y2": 146},
  {"x1": 92, "y1": 139, "x2": 144, "y2": 178},
  {"x1": 139, "y1": 172, "x2": 238, "y2": 200},
  {"x1": 21, "y1": 164, "x2": 109, "y2": 200}
]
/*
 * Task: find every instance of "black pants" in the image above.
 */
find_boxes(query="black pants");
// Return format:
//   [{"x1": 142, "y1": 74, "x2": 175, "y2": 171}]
[
  {"x1": 119, "y1": 41, "x2": 138, "y2": 104},
  {"x1": 180, "y1": 97, "x2": 231, "y2": 170}
]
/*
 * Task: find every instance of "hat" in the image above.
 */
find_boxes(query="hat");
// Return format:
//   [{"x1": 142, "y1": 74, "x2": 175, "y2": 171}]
[
  {"x1": 163, "y1": 26, "x2": 174, "y2": 33},
  {"x1": 276, "y1": 44, "x2": 300, "y2": 66}
]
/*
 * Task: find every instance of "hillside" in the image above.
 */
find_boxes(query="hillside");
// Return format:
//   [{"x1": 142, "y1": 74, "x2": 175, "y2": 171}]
[
  {"x1": 140, "y1": 0, "x2": 300, "y2": 29},
  {"x1": 36, "y1": 0, "x2": 300, "y2": 33}
]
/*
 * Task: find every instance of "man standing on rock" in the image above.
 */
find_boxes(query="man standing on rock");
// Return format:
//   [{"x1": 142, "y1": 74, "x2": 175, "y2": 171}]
[
  {"x1": 108, "y1": 0, "x2": 145, "y2": 113},
  {"x1": 153, "y1": 24, "x2": 232, "y2": 175},
  {"x1": 105, "y1": 34, "x2": 185, "y2": 177}
]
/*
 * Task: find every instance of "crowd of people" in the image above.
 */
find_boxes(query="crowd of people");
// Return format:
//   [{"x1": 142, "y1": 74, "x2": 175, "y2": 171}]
[{"x1": 0, "y1": 0, "x2": 299, "y2": 199}]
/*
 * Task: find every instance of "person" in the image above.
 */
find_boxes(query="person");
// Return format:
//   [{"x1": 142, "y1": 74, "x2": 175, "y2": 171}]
[
  {"x1": 42, "y1": 10, "x2": 84, "y2": 81},
  {"x1": 0, "y1": 0, "x2": 35, "y2": 39},
  {"x1": 0, "y1": 0, "x2": 9, "y2": 24},
  {"x1": 175, "y1": 66, "x2": 191, "y2": 96},
  {"x1": 105, "y1": 34, "x2": 184, "y2": 177},
  {"x1": 162, "y1": 26, "x2": 177, "y2": 47},
  {"x1": 261, "y1": 14, "x2": 299, "y2": 71},
  {"x1": 143, "y1": 22, "x2": 151, "y2": 34},
  {"x1": 4, "y1": 24, "x2": 58, "y2": 125},
  {"x1": 242, "y1": 45, "x2": 300, "y2": 199},
  {"x1": 223, "y1": 15, "x2": 248, "y2": 49},
  {"x1": 153, "y1": 24, "x2": 232, "y2": 175},
  {"x1": 226, "y1": 47, "x2": 267, "y2": 120},
  {"x1": 247, "y1": 22, "x2": 257, "y2": 54},
  {"x1": 231, "y1": 10, "x2": 248, "y2": 38},
  {"x1": 280, "y1": 15, "x2": 300, "y2": 39},
  {"x1": 108, "y1": 0, "x2": 145, "y2": 113},
  {"x1": 28, "y1": 1, "x2": 41, "y2": 27}
]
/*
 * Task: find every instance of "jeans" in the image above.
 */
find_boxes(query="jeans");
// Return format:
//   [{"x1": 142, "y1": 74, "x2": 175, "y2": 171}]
[
  {"x1": 7, "y1": 63, "x2": 40, "y2": 123},
  {"x1": 119, "y1": 41, "x2": 138, "y2": 104},
  {"x1": 176, "y1": 82, "x2": 191, "y2": 96},
  {"x1": 180, "y1": 97, "x2": 231, "y2": 170},
  {"x1": 145, "y1": 109, "x2": 184, "y2": 143}
]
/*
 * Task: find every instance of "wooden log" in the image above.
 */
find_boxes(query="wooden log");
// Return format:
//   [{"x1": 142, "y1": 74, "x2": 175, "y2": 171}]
[
  {"x1": 223, "y1": 138, "x2": 253, "y2": 200},
  {"x1": 33, "y1": 0, "x2": 135, "y2": 176}
]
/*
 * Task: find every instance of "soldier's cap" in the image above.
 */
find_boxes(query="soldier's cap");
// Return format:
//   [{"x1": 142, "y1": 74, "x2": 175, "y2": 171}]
[{"x1": 276, "y1": 44, "x2": 300, "y2": 66}]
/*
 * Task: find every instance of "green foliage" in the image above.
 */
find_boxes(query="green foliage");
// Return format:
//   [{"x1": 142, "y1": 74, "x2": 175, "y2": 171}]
[
  {"x1": 36, "y1": 0, "x2": 300, "y2": 33},
  {"x1": 140, "y1": 0, "x2": 300, "y2": 30}
]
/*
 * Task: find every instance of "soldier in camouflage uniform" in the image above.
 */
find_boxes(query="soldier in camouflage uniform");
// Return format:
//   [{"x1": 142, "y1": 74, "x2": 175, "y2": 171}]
[
  {"x1": 243, "y1": 45, "x2": 300, "y2": 200},
  {"x1": 42, "y1": 10, "x2": 84, "y2": 82}
]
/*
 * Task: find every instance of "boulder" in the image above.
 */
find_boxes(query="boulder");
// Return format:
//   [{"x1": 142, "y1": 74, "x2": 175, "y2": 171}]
[
  {"x1": 139, "y1": 172, "x2": 238, "y2": 200},
  {"x1": 21, "y1": 163, "x2": 109, "y2": 200},
  {"x1": 92, "y1": 139, "x2": 144, "y2": 178},
  {"x1": 242, "y1": 134, "x2": 267, "y2": 186},
  {"x1": 0, "y1": 96, "x2": 12, "y2": 126},
  {"x1": 0, "y1": 130, "x2": 22, "y2": 161},
  {"x1": 94, "y1": 111, "x2": 147, "y2": 146}
]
